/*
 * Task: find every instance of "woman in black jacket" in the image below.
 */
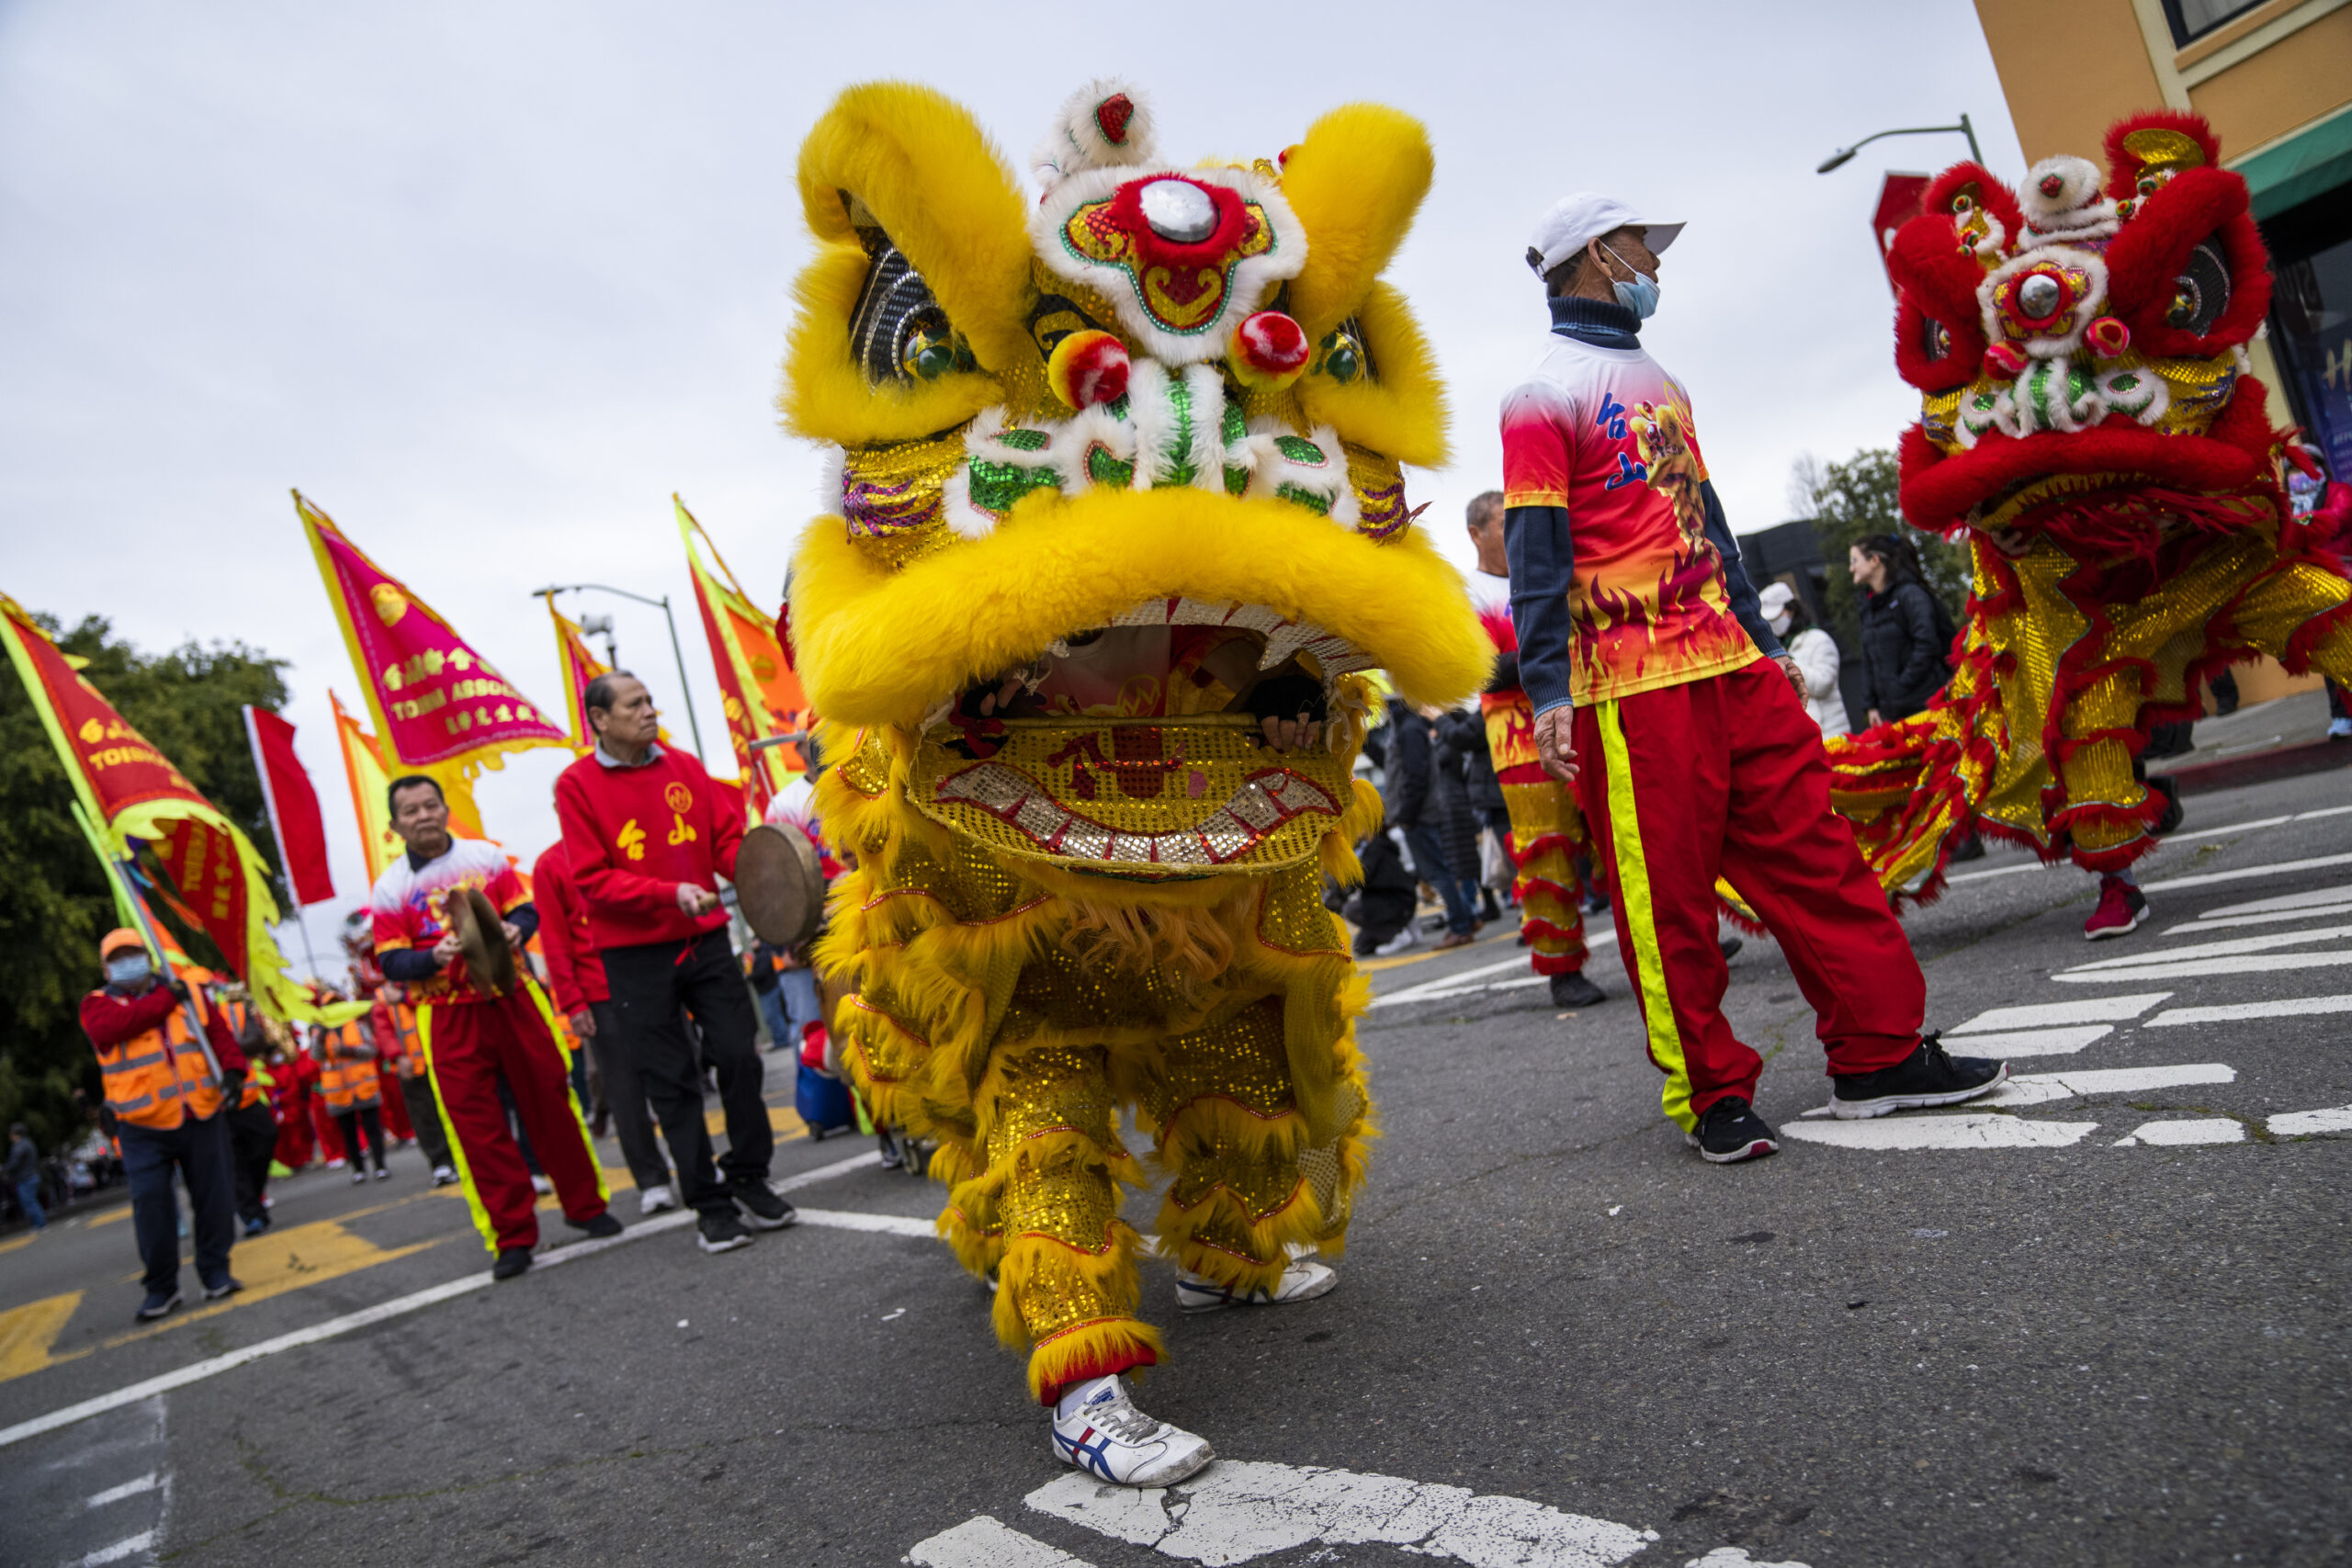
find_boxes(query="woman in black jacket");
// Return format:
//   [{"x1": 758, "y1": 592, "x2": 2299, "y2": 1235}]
[{"x1": 1849, "y1": 534, "x2": 1951, "y2": 725}]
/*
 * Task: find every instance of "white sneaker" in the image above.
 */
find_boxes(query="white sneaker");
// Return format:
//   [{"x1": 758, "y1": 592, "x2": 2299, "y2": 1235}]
[
  {"x1": 2331, "y1": 716, "x2": 2352, "y2": 740},
  {"x1": 1372, "y1": 927, "x2": 1418, "y2": 958},
  {"x1": 1049, "y1": 1377, "x2": 1214, "y2": 1487},
  {"x1": 639, "y1": 1184, "x2": 679, "y2": 1215},
  {"x1": 1174, "y1": 1256, "x2": 1339, "y2": 1313},
  {"x1": 430, "y1": 1166, "x2": 458, "y2": 1188},
  {"x1": 530, "y1": 1174, "x2": 554, "y2": 1196}
]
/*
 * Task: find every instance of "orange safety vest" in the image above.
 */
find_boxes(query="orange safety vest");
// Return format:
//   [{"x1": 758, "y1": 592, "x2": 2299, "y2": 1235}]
[
  {"x1": 315, "y1": 1021, "x2": 381, "y2": 1111},
  {"x1": 241, "y1": 1057, "x2": 276, "y2": 1110},
  {"x1": 96, "y1": 986, "x2": 223, "y2": 1131}
]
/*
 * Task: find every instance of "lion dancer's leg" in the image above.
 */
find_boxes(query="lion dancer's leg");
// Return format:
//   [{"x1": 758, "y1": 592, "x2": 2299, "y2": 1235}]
[{"x1": 1499, "y1": 776, "x2": 1606, "y2": 1009}]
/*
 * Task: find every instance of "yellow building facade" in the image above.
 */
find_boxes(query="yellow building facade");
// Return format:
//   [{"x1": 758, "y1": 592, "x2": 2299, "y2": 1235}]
[{"x1": 1976, "y1": 0, "x2": 2352, "y2": 703}]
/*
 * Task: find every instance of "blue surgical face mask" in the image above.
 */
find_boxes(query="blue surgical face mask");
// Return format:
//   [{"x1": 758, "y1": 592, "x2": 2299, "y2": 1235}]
[
  {"x1": 105, "y1": 953, "x2": 153, "y2": 987},
  {"x1": 1602, "y1": 243, "x2": 1660, "y2": 320}
]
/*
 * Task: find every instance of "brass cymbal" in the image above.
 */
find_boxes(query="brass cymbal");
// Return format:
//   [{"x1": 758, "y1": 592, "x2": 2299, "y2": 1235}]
[{"x1": 446, "y1": 885, "x2": 517, "y2": 998}]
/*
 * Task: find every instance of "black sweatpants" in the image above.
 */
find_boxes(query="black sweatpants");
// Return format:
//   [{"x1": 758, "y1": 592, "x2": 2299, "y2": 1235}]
[
  {"x1": 586, "y1": 997, "x2": 673, "y2": 1192},
  {"x1": 601, "y1": 928, "x2": 771, "y2": 1215},
  {"x1": 334, "y1": 1105, "x2": 387, "y2": 1173},
  {"x1": 227, "y1": 1097, "x2": 277, "y2": 1226},
  {"x1": 400, "y1": 1072, "x2": 453, "y2": 1168}
]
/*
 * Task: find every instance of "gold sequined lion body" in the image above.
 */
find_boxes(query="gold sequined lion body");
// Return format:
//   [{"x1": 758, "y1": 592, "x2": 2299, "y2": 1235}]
[
  {"x1": 1826, "y1": 112, "x2": 2352, "y2": 897},
  {"x1": 783, "y1": 81, "x2": 1486, "y2": 1402}
]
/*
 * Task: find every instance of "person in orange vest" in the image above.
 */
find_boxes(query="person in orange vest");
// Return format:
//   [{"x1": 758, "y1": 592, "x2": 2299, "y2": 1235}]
[
  {"x1": 312, "y1": 998, "x2": 390, "y2": 1184},
  {"x1": 77, "y1": 929, "x2": 245, "y2": 1322},
  {"x1": 375, "y1": 994, "x2": 459, "y2": 1187}
]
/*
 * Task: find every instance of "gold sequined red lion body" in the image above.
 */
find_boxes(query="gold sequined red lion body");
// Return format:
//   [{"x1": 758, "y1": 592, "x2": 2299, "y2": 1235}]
[{"x1": 1827, "y1": 112, "x2": 2352, "y2": 895}]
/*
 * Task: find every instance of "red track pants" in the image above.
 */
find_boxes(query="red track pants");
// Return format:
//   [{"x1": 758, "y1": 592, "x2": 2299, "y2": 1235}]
[
  {"x1": 1573, "y1": 659, "x2": 1925, "y2": 1130},
  {"x1": 419, "y1": 989, "x2": 606, "y2": 1252}
]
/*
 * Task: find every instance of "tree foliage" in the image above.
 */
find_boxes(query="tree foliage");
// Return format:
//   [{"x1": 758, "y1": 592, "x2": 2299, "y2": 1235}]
[
  {"x1": 1789, "y1": 448, "x2": 1972, "y2": 653},
  {"x1": 0, "y1": 614, "x2": 288, "y2": 1153}
]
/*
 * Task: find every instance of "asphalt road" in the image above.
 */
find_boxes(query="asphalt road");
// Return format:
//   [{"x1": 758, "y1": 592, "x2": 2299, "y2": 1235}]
[{"x1": 2, "y1": 759, "x2": 2347, "y2": 1568}]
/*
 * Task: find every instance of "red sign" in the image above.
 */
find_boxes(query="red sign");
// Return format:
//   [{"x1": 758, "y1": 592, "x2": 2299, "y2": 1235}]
[
  {"x1": 3, "y1": 599, "x2": 208, "y2": 818},
  {"x1": 1872, "y1": 172, "x2": 1931, "y2": 292}
]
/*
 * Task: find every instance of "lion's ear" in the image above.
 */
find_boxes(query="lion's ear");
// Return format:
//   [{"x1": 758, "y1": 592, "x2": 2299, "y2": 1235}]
[{"x1": 782, "y1": 83, "x2": 1036, "y2": 446}]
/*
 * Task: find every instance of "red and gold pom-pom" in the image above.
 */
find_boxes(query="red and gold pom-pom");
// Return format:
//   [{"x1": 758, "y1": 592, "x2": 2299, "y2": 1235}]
[
  {"x1": 1984, "y1": 341, "x2": 2029, "y2": 379},
  {"x1": 1047, "y1": 329, "x2": 1130, "y2": 409},
  {"x1": 2085, "y1": 315, "x2": 2131, "y2": 358},
  {"x1": 1227, "y1": 310, "x2": 1310, "y2": 391}
]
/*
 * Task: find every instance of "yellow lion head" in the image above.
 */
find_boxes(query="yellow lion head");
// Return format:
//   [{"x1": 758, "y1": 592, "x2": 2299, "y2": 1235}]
[{"x1": 780, "y1": 80, "x2": 1487, "y2": 737}]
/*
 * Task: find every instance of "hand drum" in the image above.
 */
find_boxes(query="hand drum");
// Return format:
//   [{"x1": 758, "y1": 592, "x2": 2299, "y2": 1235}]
[{"x1": 736, "y1": 821, "x2": 825, "y2": 950}]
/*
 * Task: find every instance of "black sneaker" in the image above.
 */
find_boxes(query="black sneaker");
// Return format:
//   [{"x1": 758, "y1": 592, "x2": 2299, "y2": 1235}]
[
  {"x1": 201, "y1": 1276, "x2": 243, "y2": 1302},
  {"x1": 1830, "y1": 1034, "x2": 2007, "y2": 1120},
  {"x1": 1686, "y1": 1097, "x2": 1779, "y2": 1164},
  {"x1": 1548, "y1": 970, "x2": 1606, "y2": 1009},
  {"x1": 135, "y1": 1287, "x2": 183, "y2": 1322},
  {"x1": 731, "y1": 1181, "x2": 797, "y2": 1230},
  {"x1": 698, "y1": 1209, "x2": 755, "y2": 1254},
  {"x1": 1719, "y1": 934, "x2": 1745, "y2": 962},
  {"x1": 492, "y1": 1247, "x2": 535, "y2": 1280},
  {"x1": 565, "y1": 1212, "x2": 624, "y2": 1239}
]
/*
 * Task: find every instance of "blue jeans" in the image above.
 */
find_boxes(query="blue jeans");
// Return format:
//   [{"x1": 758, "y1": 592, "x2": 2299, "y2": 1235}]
[
  {"x1": 119, "y1": 1112, "x2": 236, "y2": 1295},
  {"x1": 15, "y1": 1178, "x2": 43, "y2": 1230},
  {"x1": 1402, "y1": 823, "x2": 1477, "y2": 936},
  {"x1": 759, "y1": 968, "x2": 825, "y2": 1052}
]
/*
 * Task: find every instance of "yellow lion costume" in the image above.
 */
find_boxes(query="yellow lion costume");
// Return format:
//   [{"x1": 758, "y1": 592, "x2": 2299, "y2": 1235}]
[{"x1": 779, "y1": 80, "x2": 1485, "y2": 1462}]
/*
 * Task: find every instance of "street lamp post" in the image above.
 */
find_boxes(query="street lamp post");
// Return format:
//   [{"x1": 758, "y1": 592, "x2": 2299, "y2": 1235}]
[
  {"x1": 1816, "y1": 113, "x2": 1984, "y2": 174},
  {"x1": 532, "y1": 583, "x2": 708, "y2": 761}
]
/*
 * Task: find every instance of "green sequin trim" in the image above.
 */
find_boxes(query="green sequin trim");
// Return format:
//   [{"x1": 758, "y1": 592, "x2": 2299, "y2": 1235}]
[
  {"x1": 1275, "y1": 483, "x2": 1331, "y2": 515},
  {"x1": 967, "y1": 459, "x2": 1062, "y2": 515},
  {"x1": 997, "y1": 427, "x2": 1051, "y2": 452},
  {"x1": 1273, "y1": 434, "x2": 1327, "y2": 465}
]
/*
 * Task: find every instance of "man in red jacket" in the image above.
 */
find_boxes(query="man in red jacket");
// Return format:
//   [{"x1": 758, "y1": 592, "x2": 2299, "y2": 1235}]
[
  {"x1": 553, "y1": 671, "x2": 795, "y2": 1256},
  {"x1": 80, "y1": 929, "x2": 246, "y2": 1321},
  {"x1": 533, "y1": 838, "x2": 677, "y2": 1213}
]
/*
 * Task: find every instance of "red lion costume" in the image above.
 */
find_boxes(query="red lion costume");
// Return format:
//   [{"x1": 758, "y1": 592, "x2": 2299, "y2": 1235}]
[{"x1": 1827, "y1": 112, "x2": 2352, "y2": 897}]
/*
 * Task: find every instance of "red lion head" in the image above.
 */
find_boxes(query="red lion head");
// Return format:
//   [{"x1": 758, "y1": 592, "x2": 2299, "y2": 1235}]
[{"x1": 1887, "y1": 111, "x2": 2281, "y2": 546}]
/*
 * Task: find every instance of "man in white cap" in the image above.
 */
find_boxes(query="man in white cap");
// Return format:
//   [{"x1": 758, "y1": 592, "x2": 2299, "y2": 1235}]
[{"x1": 1502, "y1": 194, "x2": 2007, "y2": 1164}]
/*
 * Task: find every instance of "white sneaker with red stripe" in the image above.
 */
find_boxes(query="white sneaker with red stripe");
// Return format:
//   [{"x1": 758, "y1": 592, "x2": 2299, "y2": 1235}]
[{"x1": 1049, "y1": 1376, "x2": 1214, "y2": 1487}]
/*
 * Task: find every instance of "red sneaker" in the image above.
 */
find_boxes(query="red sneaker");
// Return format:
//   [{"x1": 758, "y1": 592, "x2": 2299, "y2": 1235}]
[{"x1": 2084, "y1": 875, "x2": 2148, "y2": 940}]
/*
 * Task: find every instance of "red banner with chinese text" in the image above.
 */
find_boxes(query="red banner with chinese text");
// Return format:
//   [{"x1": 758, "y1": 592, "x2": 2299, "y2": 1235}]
[{"x1": 675, "y1": 496, "x2": 808, "y2": 816}]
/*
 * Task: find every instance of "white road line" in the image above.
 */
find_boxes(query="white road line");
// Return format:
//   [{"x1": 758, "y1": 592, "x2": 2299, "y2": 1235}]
[
  {"x1": 1371, "y1": 929, "x2": 1621, "y2": 1008},
  {"x1": 1931, "y1": 1025, "x2": 2112, "y2": 1057},
  {"x1": 796, "y1": 1209, "x2": 933, "y2": 1238},
  {"x1": 2140, "y1": 852, "x2": 2352, "y2": 894},
  {"x1": 2271, "y1": 1106, "x2": 2352, "y2": 1135},
  {"x1": 1948, "y1": 995, "x2": 2169, "y2": 1032},
  {"x1": 0, "y1": 1179, "x2": 910, "y2": 1451},
  {"x1": 2054, "y1": 953, "x2": 2352, "y2": 983},
  {"x1": 2066, "y1": 924, "x2": 2352, "y2": 971},
  {"x1": 2162, "y1": 903, "x2": 2352, "y2": 934},
  {"x1": 2199, "y1": 882, "x2": 2352, "y2": 919},
  {"x1": 1984, "y1": 1063, "x2": 2234, "y2": 1106},
  {"x1": 1780, "y1": 1115, "x2": 2100, "y2": 1150},
  {"x1": 75, "y1": 1531, "x2": 155, "y2": 1565},
  {"x1": 1026, "y1": 1460, "x2": 1657, "y2": 1567},
  {"x1": 2145, "y1": 995, "x2": 2352, "y2": 1027},
  {"x1": 2114, "y1": 1119, "x2": 2245, "y2": 1147},
  {"x1": 84, "y1": 1472, "x2": 158, "y2": 1507},
  {"x1": 1944, "y1": 860, "x2": 2049, "y2": 886},
  {"x1": 775, "y1": 1151, "x2": 885, "y2": 1192},
  {"x1": 910, "y1": 1515, "x2": 1098, "y2": 1568}
]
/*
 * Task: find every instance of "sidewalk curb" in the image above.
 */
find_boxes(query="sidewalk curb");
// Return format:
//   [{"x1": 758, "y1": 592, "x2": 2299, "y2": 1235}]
[{"x1": 2156, "y1": 739, "x2": 2352, "y2": 796}]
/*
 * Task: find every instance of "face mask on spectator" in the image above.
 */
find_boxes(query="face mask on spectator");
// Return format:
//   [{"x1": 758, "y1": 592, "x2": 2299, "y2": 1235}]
[
  {"x1": 1769, "y1": 610, "x2": 1792, "y2": 637},
  {"x1": 105, "y1": 953, "x2": 153, "y2": 987}
]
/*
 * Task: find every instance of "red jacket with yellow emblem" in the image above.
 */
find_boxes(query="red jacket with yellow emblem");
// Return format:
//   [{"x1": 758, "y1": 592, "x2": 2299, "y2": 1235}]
[{"x1": 552, "y1": 744, "x2": 745, "y2": 951}]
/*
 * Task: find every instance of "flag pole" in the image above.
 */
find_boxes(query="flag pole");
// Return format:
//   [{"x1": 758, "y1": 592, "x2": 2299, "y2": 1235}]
[
  {"x1": 243, "y1": 704, "x2": 322, "y2": 982},
  {"x1": 70, "y1": 799, "x2": 220, "y2": 1079}
]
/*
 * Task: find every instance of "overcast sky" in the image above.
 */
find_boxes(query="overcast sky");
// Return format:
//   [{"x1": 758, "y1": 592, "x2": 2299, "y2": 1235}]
[{"x1": 0, "y1": 0, "x2": 2023, "y2": 972}]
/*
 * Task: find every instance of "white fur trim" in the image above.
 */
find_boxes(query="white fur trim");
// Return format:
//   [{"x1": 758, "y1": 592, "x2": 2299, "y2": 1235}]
[
  {"x1": 1031, "y1": 163, "x2": 1306, "y2": 366},
  {"x1": 941, "y1": 467, "x2": 995, "y2": 539},
  {"x1": 1182, "y1": 363, "x2": 1228, "y2": 493},
  {"x1": 1031, "y1": 79, "x2": 1159, "y2": 193},
  {"x1": 817, "y1": 445, "x2": 846, "y2": 518}
]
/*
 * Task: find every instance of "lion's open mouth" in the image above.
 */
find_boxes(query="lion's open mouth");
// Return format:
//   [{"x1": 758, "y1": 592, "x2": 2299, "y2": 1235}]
[{"x1": 938, "y1": 595, "x2": 1379, "y2": 735}]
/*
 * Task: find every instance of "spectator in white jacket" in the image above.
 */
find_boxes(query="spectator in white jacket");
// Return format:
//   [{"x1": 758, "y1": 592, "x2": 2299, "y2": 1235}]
[{"x1": 1758, "y1": 583, "x2": 1849, "y2": 737}]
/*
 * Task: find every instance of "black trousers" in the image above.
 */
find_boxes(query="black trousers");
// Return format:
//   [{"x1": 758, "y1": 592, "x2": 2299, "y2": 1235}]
[
  {"x1": 400, "y1": 1072, "x2": 453, "y2": 1168},
  {"x1": 334, "y1": 1105, "x2": 387, "y2": 1172},
  {"x1": 120, "y1": 1112, "x2": 235, "y2": 1297},
  {"x1": 601, "y1": 928, "x2": 771, "y2": 1214},
  {"x1": 226, "y1": 1098, "x2": 277, "y2": 1224},
  {"x1": 587, "y1": 997, "x2": 673, "y2": 1191}
]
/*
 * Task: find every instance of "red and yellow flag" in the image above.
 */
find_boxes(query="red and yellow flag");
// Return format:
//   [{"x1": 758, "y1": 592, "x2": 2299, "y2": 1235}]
[
  {"x1": 1, "y1": 593, "x2": 346, "y2": 1024},
  {"x1": 676, "y1": 495, "x2": 809, "y2": 814},
  {"x1": 298, "y1": 491, "x2": 566, "y2": 823}
]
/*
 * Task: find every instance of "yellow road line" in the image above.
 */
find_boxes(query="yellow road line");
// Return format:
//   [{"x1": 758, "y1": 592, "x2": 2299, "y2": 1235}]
[
  {"x1": 96, "y1": 1218, "x2": 443, "y2": 1354},
  {"x1": 0, "y1": 1292, "x2": 88, "y2": 1382}
]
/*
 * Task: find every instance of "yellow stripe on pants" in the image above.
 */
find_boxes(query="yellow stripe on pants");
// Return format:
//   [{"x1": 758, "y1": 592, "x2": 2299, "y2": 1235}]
[
  {"x1": 1595, "y1": 702, "x2": 1696, "y2": 1133},
  {"x1": 414, "y1": 1002, "x2": 499, "y2": 1254}
]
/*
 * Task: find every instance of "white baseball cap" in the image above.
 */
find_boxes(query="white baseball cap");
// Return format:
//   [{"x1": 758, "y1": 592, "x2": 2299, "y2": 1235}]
[
  {"x1": 1527, "y1": 194, "x2": 1685, "y2": 276},
  {"x1": 1758, "y1": 581, "x2": 1798, "y2": 616}
]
